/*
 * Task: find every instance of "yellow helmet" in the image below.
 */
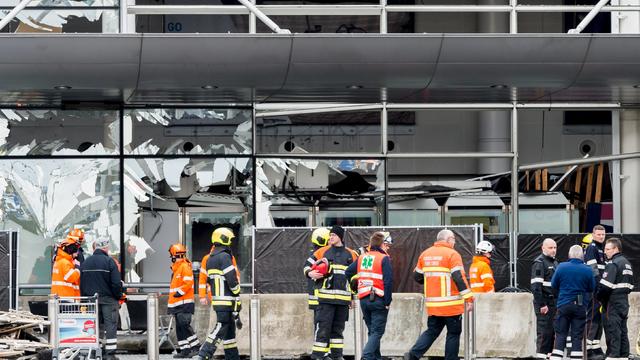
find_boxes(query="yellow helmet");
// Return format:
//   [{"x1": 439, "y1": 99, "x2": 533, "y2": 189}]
[
  {"x1": 581, "y1": 233, "x2": 593, "y2": 249},
  {"x1": 211, "y1": 227, "x2": 235, "y2": 246},
  {"x1": 311, "y1": 227, "x2": 331, "y2": 247}
]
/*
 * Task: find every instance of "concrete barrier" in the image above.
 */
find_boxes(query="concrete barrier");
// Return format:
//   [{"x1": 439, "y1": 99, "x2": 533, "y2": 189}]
[{"x1": 20, "y1": 292, "x2": 640, "y2": 358}]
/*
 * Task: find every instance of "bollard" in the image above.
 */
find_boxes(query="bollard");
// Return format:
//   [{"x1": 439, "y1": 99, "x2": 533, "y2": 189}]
[
  {"x1": 48, "y1": 295, "x2": 58, "y2": 352},
  {"x1": 353, "y1": 300, "x2": 366, "y2": 360},
  {"x1": 147, "y1": 293, "x2": 159, "y2": 360},
  {"x1": 250, "y1": 295, "x2": 261, "y2": 360},
  {"x1": 463, "y1": 301, "x2": 471, "y2": 360}
]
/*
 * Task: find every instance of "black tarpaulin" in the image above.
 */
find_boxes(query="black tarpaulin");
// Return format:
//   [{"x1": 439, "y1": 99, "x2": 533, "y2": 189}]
[
  {"x1": 253, "y1": 226, "x2": 478, "y2": 294},
  {"x1": 483, "y1": 234, "x2": 510, "y2": 291}
]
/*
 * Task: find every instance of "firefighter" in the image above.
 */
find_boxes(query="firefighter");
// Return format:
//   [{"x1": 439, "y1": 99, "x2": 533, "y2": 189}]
[
  {"x1": 168, "y1": 244, "x2": 200, "y2": 358},
  {"x1": 469, "y1": 240, "x2": 495, "y2": 293},
  {"x1": 304, "y1": 227, "x2": 331, "y2": 320},
  {"x1": 584, "y1": 224, "x2": 607, "y2": 360},
  {"x1": 67, "y1": 228, "x2": 86, "y2": 266},
  {"x1": 345, "y1": 232, "x2": 393, "y2": 360},
  {"x1": 531, "y1": 238, "x2": 558, "y2": 360},
  {"x1": 597, "y1": 238, "x2": 634, "y2": 360},
  {"x1": 304, "y1": 225, "x2": 358, "y2": 360},
  {"x1": 199, "y1": 244, "x2": 240, "y2": 305},
  {"x1": 80, "y1": 238, "x2": 122, "y2": 360},
  {"x1": 404, "y1": 229, "x2": 474, "y2": 360},
  {"x1": 198, "y1": 227, "x2": 242, "y2": 360},
  {"x1": 549, "y1": 245, "x2": 595, "y2": 360},
  {"x1": 51, "y1": 238, "x2": 81, "y2": 298}
]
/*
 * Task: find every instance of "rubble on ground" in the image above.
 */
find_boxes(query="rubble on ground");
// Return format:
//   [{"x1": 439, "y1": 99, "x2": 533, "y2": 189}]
[{"x1": 0, "y1": 310, "x2": 50, "y2": 359}]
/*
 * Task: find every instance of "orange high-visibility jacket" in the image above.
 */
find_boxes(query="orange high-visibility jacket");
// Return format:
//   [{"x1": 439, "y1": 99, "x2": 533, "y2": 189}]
[
  {"x1": 198, "y1": 249, "x2": 240, "y2": 301},
  {"x1": 356, "y1": 250, "x2": 388, "y2": 299},
  {"x1": 469, "y1": 255, "x2": 495, "y2": 293},
  {"x1": 51, "y1": 249, "x2": 80, "y2": 297},
  {"x1": 168, "y1": 258, "x2": 195, "y2": 309},
  {"x1": 414, "y1": 241, "x2": 473, "y2": 317}
]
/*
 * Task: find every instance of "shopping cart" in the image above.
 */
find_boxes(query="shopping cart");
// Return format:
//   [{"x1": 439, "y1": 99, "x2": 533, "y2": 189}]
[{"x1": 50, "y1": 295, "x2": 102, "y2": 360}]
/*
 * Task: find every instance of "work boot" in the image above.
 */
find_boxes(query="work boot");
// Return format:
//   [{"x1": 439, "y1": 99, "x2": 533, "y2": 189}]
[
  {"x1": 174, "y1": 349, "x2": 195, "y2": 358},
  {"x1": 404, "y1": 351, "x2": 419, "y2": 360}
]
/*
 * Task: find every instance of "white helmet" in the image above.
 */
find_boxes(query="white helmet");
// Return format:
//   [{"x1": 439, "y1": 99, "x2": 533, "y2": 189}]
[{"x1": 476, "y1": 240, "x2": 494, "y2": 254}]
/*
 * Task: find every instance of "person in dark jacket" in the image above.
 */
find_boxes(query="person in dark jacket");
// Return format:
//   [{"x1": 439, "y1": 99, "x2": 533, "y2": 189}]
[
  {"x1": 198, "y1": 227, "x2": 242, "y2": 360},
  {"x1": 346, "y1": 232, "x2": 393, "y2": 360},
  {"x1": 530, "y1": 238, "x2": 558, "y2": 360},
  {"x1": 597, "y1": 238, "x2": 634, "y2": 360},
  {"x1": 304, "y1": 225, "x2": 358, "y2": 360},
  {"x1": 549, "y1": 245, "x2": 596, "y2": 360},
  {"x1": 80, "y1": 238, "x2": 123, "y2": 360},
  {"x1": 584, "y1": 224, "x2": 607, "y2": 360}
]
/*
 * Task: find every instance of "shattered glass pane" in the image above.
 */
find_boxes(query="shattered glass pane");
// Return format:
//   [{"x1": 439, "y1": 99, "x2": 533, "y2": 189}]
[
  {"x1": 124, "y1": 109, "x2": 252, "y2": 155},
  {"x1": 0, "y1": 159, "x2": 121, "y2": 288},
  {"x1": 256, "y1": 111, "x2": 382, "y2": 154},
  {"x1": 123, "y1": 157, "x2": 253, "y2": 287},
  {"x1": 0, "y1": 9, "x2": 119, "y2": 33},
  {"x1": 257, "y1": 158, "x2": 385, "y2": 226},
  {"x1": 0, "y1": 109, "x2": 119, "y2": 155}
]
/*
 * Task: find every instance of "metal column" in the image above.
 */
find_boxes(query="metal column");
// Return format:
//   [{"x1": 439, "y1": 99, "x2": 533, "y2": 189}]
[
  {"x1": 353, "y1": 300, "x2": 367, "y2": 360},
  {"x1": 250, "y1": 295, "x2": 261, "y2": 360},
  {"x1": 48, "y1": 295, "x2": 58, "y2": 347},
  {"x1": 510, "y1": 104, "x2": 519, "y2": 287},
  {"x1": 147, "y1": 293, "x2": 159, "y2": 360}
]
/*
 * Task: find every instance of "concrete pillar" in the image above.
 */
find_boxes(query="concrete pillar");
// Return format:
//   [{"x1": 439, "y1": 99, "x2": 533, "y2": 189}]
[
  {"x1": 478, "y1": 111, "x2": 511, "y2": 174},
  {"x1": 478, "y1": 0, "x2": 509, "y2": 33},
  {"x1": 620, "y1": 110, "x2": 640, "y2": 232}
]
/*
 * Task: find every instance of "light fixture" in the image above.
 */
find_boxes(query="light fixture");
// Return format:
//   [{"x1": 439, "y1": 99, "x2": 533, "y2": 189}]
[
  {"x1": 346, "y1": 85, "x2": 364, "y2": 89},
  {"x1": 201, "y1": 85, "x2": 218, "y2": 90},
  {"x1": 54, "y1": 85, "x2": 72, "y2": 90},
  {"x1": 633, "y1": 84, "x2": 640, "y2": 89},
  {"x1": 490, "y1": 84, "x2": 508, "y2": 89}
]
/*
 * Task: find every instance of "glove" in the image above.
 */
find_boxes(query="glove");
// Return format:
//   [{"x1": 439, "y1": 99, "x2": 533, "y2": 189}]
[{"x1": 233, "y1": 312, "x2": 243, "y2": 330}]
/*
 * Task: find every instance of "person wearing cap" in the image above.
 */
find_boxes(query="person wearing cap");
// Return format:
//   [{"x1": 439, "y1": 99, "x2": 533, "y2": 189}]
[
  {"x1": 80, "y1": 238, "x2": 123, "y2": 360},
  {"x1": 304, "y1": 225, "x2": 358, "y2": 360},
  {"x1": 468, "y1": 240, "x2": 495, "y2": 293}
]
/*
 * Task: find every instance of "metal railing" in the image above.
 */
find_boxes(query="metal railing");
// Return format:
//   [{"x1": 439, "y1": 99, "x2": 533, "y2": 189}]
[{"x1": 124, "y1": 1, "x2": 640, "y2": 34}]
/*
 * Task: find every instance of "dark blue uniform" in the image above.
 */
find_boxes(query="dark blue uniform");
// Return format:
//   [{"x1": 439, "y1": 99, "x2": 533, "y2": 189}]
[
  {"x1": 584, "y1": 241, "x2": 605, "y2": 358},
  {"x1": 550, "y1": 258, "x2": 595, "y2": 360}
]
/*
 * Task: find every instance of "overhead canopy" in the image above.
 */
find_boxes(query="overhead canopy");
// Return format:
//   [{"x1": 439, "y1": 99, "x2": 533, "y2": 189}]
[{"x1": 1, "y1": 33, "x2": 640, "y2": 105}]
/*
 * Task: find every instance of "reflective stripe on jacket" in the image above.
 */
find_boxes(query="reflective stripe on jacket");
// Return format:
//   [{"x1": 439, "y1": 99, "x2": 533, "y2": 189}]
[
  {"x1": 51, "y1": 249, "x2": 80, "y2": 297},
  {"x1": 207, "y1": 246, "x2": 241, "y2": 312},
  {"x1": 469, "y1": 255, "x2": 495, "y2": 293},
  {"x1": 414, "y1": 241, "x2": 473, "y2": 317},
  {"x1": 356, "y1": 250, "x2": 387, "y2": 300},
  {"x1": 168, "y1": 258, "x2": 195, "y2": 312}
]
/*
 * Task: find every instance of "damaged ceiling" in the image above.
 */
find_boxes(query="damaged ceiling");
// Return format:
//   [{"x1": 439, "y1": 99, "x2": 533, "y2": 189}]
[{"x1": 1, "y1": 34, "x2": 640, "y2": 105}]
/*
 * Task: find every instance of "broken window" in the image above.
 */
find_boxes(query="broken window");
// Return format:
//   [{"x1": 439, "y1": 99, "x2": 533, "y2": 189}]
[
  {"x1": 124, "y1": 108, "x2": 252, "y2": 155},
  {"x1": 257, "y1": 158, "x2": 385, "y2": 227},
  {"x1": 0, "y1": 6, "x2": 119, "y2": 33},
  {"x1": 0, "y1": 109, "x2": 119, "y2": 155},
  {"x1": 123, "y1": 157, "x2": 253, "y2": 287},
  {"x1": 256, "y1": 111, "x2": 382, "y2": 154},
  {"x1": 0, "y1": 158, "x2": 120, "y2": 291}
]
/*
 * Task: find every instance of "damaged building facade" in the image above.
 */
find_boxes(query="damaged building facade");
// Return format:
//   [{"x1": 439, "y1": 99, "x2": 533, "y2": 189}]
[{"x1": 0, "y1": 0, "x2": 639, "y2": 302}]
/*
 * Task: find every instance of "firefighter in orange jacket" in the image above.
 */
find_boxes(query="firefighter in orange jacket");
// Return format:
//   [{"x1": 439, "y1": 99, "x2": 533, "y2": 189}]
[
  {"x1": 51, "y1": 238, "x2": 81, "y2": 298},
  {"x1": 404, "y1": 229, "x2": 474, "y2": 360},
  {"x1": 469, "y1": 240, "x2": 495, "y2": 293},
  {"x1": 169, "y1": 244, "x2": 200, "y2": 358}
]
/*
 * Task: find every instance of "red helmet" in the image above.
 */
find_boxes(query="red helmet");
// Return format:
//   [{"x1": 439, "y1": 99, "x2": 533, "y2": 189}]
[
  {"x1": 311, "y1": 258, "x2": 329, "y2": 276},
  {"x1": 169, "y1": 243, "x2": 187, "y2": 257}
]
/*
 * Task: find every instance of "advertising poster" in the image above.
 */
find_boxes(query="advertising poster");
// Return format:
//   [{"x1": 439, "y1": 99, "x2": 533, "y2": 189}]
[{"x1": 58, "y1": 317, "x2": 98, "y2": 345}]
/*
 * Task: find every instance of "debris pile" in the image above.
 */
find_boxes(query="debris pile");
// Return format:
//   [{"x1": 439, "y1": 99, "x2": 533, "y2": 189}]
[{"x1": 0, "y1": 310, "x2": 50, "y2": 358}]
